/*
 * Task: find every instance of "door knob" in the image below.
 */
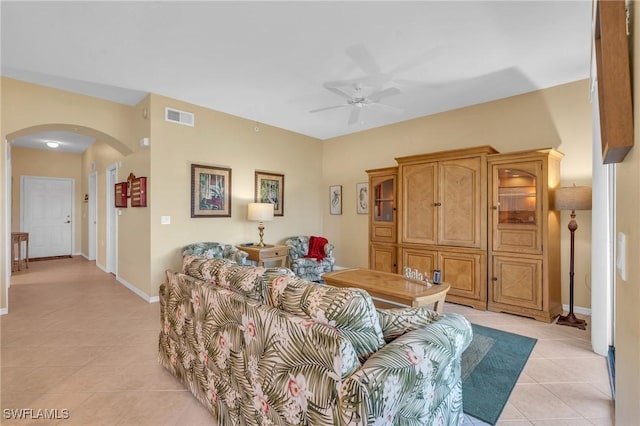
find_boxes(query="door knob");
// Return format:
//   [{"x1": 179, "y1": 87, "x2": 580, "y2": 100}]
[{"x1": 65, "y1": 220, "x2": 71, "y2": 223}]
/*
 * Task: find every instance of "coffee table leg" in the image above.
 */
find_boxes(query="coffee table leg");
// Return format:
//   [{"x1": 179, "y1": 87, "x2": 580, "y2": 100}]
[{"x1": 433, "y1": 296, "x2": 445, "y2": 314}]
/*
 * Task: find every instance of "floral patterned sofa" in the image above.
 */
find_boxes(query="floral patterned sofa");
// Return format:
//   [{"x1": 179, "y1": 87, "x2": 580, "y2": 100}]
[
  {"x1": 182, "y1": 242, "x2": 249, "y2": 265},
  {"x1": 159, "y1": 256, "x2": 472, "y2": 425}
]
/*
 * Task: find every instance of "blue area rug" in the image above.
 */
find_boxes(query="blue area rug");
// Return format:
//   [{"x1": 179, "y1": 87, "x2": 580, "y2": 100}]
[{"x1": 461, "y1": 323, "x2": 537, "y2": 425}]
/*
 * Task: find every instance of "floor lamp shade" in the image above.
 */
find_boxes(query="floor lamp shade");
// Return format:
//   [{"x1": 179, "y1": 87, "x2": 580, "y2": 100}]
[
  {"x1": 248, "y1": 203, "x2": 274, "y2": 247},
  {"x1": 554, "y1": 185, "x2": 591, "y2": 330},
  {"x1": 554, "y1": 186, "x2": 592, "y2": 211}
]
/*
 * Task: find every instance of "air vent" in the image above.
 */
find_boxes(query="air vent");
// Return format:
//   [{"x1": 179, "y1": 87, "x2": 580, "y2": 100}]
[{"x1": 165, "y1": 107, "x2": 194, "y2": 127}]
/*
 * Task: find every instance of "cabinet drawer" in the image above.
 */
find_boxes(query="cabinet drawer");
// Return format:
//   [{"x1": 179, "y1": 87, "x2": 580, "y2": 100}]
[{"x1": 261, "y1": 247, "x2": 287, "y2": 258}]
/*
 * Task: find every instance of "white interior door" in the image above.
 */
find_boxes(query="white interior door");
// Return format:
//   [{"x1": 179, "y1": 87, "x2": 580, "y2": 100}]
[
  {"x1": 22, "y1": 176, "x2": 74, "y2": 258},
  {"x1": 106, "y1": 165, "x2": 118, "y2": 274},
  {"x1": 88, "y1": 172, "x2": 97, "y2": 260}
]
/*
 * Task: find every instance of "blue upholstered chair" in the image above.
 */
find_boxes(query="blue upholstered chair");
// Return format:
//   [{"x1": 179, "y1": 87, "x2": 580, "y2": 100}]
[
  {"x1": 285, "y1": 236, "x2": 335, "y2": 281},
  {"x1": 182, "y1": 242, "x2": 249, "y2": 265}
]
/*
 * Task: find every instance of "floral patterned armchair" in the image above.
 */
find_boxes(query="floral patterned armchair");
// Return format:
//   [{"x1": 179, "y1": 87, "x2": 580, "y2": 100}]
[
  {"x1": 182, "y1": 242, "x2": 249, "y2": 265},
  {"x1": 285, "y1": 236, "x2": 335, "y2": 281}
]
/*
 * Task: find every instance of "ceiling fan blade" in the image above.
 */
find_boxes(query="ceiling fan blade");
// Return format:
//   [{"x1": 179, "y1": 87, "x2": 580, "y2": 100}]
[
  {"x1": 309, "y1": 104, "x2": 349, "y2": 113},
  {"x1": 322, "y1": 84, "x2": 354, "y2": 100},
  {"x1": 346, "y1": 44, "x2": 380, "y2": 75},
  {"x1": 369, "y1": 87, "x2": 402, "y2": 102},
  {"x1": 348, "y1": 106, "x2": 362, "y2": 125}
]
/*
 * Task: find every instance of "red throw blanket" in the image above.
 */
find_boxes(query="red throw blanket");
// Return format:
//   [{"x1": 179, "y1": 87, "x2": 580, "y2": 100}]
[{"x1": 304, "y1": 236, "x2": 328, "y2": 260}]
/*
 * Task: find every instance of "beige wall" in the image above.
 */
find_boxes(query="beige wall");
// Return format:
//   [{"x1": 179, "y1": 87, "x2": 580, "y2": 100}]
[
  {"x1": 148, "y1": 94, "x2": 323, "y2": 295},
  {"x1": 10, "y1": 148, "x2": 83, "y2": 252},
  {"x1": 614, "y1": 0, "x2": 640, "y2": 422},
  {"x1": 322, "y1": 79, "x2": 593, "y2": 309}
]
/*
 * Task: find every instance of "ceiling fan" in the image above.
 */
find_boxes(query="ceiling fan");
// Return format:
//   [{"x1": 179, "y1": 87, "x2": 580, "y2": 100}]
[
  {"x1": 310, "y1": 83, "x2": 403, "y2": 125},
  {"x1": 310, "y1": 43, "x2": 438, "y2": 124}
]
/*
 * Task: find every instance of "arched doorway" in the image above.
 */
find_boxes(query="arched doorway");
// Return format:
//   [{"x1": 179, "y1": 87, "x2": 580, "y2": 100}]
[{"x1": 4, "y1": 123, "x2": 132, "y2": 312}]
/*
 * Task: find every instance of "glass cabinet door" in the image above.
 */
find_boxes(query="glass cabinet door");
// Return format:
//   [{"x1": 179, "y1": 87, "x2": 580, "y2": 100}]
[
  {"x1": 491, "y1": 161, "x2": 543, "y2": 254},
  {"x1": 373, "y1": 178, "x2": 394, "y2": 222},
  {"x1": 497, "y1": 168, "x2": 537, "y2": 225}
]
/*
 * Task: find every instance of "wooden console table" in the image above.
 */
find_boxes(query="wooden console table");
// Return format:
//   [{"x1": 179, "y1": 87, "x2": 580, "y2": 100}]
[
  {"x1": 11, "y1": 232, "x2": 29, "y2": 273},
  {"x1": 237, "y1": 244, "x2": 288, "y2": 267},
  {"x1": 322, "y1": 268, "x2": 450, "y2": 313}
]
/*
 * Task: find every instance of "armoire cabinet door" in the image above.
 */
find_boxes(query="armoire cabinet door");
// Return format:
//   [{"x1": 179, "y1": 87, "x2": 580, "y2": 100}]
[
  {"x1": 490, "y1": 255, "x2": 543, "y2": 310},
  {"x1": 370, "y1": 243, "x2": 397, "y2": 273},
  {"x1": 439, "y1": 250, "x2": 485, "y2": 301},
  {"x1": 401, "y1": 247, "x2": 437, "y2": 279},
  {"x1": 370, "y1": 173, "x2": 397, "y2": 243},
  {"x1": 401, "y1": 162, "x2": 438, "y2": 245},
  {"x1": 490, "y1": 161, "x2": 543, "y2": 254},
  {"x1": 439, "y1": 157, "x2": 482, "y2": 248}
]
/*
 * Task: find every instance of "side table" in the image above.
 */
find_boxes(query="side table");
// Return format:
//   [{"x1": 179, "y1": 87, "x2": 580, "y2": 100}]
[
  {"x1": 237, "y1": 244, "x2": 289, "y2": 267},
  {"x1": 11, "y1": 232, "x2": 29, "y2": 273}
]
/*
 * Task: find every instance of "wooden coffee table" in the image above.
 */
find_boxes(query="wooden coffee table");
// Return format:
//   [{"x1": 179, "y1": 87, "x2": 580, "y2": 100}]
[{"x1": 322, "y1": 268, "x2": 450, "y2": 313}]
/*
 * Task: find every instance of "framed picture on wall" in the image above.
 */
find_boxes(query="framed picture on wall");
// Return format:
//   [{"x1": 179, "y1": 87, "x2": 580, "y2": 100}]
[
  {"x1": 191, "y1": 164, "x2": 232, "y2": 218},
  {"x1": 255, "y1": 171, "x2": 284, "y2": 216},
  {"x1": 356, "y1": 182, "x2": 369, "y2": 214},
  {"x1": 330, "y1": 185, "x2": 342, "y2": 215}
]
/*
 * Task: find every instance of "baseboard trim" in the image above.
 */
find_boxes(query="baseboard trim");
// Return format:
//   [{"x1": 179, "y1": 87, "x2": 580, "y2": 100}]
[
  {"x1": 96, "y1": 262, "x2": 107, "y2": 273},
  {"x1": 562, "y1": 304, "x2": 591, "y2": 316},
  {"x1": 0, "y1": 307, "x2": 8, "y2": 315},
  {"x1": 115, "y1": 276, "x2": 158, "y2": 304}
]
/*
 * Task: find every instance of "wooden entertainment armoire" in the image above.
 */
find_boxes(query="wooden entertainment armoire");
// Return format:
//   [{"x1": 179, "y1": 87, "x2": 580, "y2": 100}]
[{"x1": 367, "y1": 146, "x2": 563, "y2": 322}]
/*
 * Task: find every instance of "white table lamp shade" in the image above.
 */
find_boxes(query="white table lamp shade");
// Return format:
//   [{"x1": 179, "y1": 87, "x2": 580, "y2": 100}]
[
  {"x1": 554, "y1": 186, "x2": 592, "y2": 211},
  {"x1": 248, "y1": 203, "x2": 274, "y2": 221}
]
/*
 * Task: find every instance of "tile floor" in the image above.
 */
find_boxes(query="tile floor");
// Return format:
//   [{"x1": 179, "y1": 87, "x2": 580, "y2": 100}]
[{"x1": 1, "y1": 257, "x2": 614, "y2": 425}]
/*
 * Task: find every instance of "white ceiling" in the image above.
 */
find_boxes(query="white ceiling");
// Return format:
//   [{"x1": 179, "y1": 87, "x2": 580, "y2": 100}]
[{"x1": 2, "y1": 1, "x2": 592, "y2": 152}]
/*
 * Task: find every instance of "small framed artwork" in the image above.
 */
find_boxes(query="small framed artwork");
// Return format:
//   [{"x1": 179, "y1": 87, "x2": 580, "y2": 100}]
[
  {"x1": 191, "y1": 164, "x2": 232, "y2": 218},
  {"x1": 330, "y1": 185, "x2": 342, "y2": 215},
  {"x1": 356, "y1": 182, "x2": 369, "y2": 214},
  {"x1": 255, "y1": 171, "x2": 284, "y2": 216}
]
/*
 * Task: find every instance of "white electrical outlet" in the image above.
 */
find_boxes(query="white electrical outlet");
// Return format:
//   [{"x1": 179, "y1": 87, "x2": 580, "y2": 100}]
[
  {"x1": 161, "y1": 216, "x2": 171, "y2": 225},
  {"x1": 617, "y1": 232, "x2": 627, "y2": 281}
]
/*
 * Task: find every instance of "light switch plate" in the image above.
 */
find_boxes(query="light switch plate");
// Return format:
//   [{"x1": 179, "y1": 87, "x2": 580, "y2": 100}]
[{"x1": 160, "y1": 216, "x2": 171, "y2": 225}]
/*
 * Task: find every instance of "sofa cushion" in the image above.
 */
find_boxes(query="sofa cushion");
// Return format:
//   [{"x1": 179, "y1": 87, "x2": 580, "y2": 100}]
[
  {"x1": 183, "y1": 256, "x2": 293, "y2": 302},
  {"x1": 266, "y1": 275, "x2": 385, "y2": 362},
  {"x1": 182, "y1": 256, "x2": 228, "y2": 283},
  {"x1": 376, "y1": 307, "x2": 441, "y2": 343}
]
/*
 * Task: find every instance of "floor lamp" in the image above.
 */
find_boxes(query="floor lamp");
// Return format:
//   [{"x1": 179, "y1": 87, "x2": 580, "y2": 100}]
[{"x1": 554, "y1": 185, "x2": 592, "y2": 330}]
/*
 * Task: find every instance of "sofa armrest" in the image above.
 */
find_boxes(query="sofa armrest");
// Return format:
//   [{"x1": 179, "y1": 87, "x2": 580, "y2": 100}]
[
  {"x1": 324, "y1": 243, "x2": 335, "y2": 258},
  {"x1": 233, "y1": 249, "x2": 249, "y2": 265},
  {"x1": 340, "y1": 313, "x2": 472, "y2": 425},
  {"x1": 376, "y1": 306, "x2": 441, "y2": 343}
]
